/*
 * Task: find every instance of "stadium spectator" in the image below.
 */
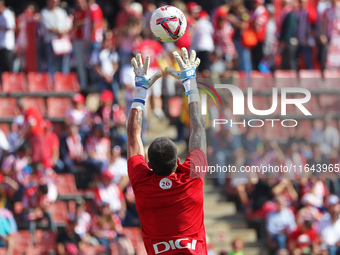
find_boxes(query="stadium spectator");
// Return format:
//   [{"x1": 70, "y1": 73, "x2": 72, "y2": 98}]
[
  {"x1": 0, "y1": 0, "x2": 15, "y2": 77},
  {"x1": 250, "y1": 0, "x2": 269, "y2": 70},
  {"x1": 266, "y1": 195, "x2": 297, "y2": 251},
  {"x1": 261, "y1": 4, "x2": 276, "y2": 73},
  {"x1": 23, "y1": 106, "x2": 46, "y2": 167},
  {"x1": 60, "y1": 124, "x2": 85, "y2": 173},
  {"x1": 319, "y1": 0, "x2": 340, "y2": 74},
  {"x1": 84, "y1": 0, "x2": 104, "y2": 71},
  {"x1": 297, "y1": 193, "x2": 323, "y2": 226},
  {"x1": 192, "y1": 10, "x2": 214, "y2": 78},
  {"x1": 320, "y1": 114, "x2": 340, "y2": 159},
  {"x1": 0, "y1": 174, "x2": 18, "y2": 211},
  {"x1": 0, "y1": 128, "x2": 9, "y2": 161},
  {"x1": 0, "y1": 204, "x2": 17, "y2": 255},
  {"x1": 228, "y1": 0, "x2": 252, "y2": 75},
  {"x1": 90, "y1": 31, "x2": 119, "y2": 94},
  {"x1": 277, "y1": 0, "x2": 297, "y2": 70},
  {"x1": 72, "y1": 0, "x2": 88, "y2": 88},
  {"x1": 94, "y1": 90, "x2": 127, "y2": 147},
  {"x1": 229, "y1": 238, "x2": 245, "y2": 255},
  {"x1": 91, "y1": 201, "x2": 123, "y2": 254},
  {"x1": 41, "y1": 0, "x2": 71, "y2": 76},
  {"x1": 295, "y1": 0, "x2": 314, "y2": 70},
  {"x1": 83, "y1": 124, "x2": 110, "y2": 180},
  {"x1": 7, "y1": 115, "x2": 25, "y2": 153},
  {"x1": 287, "y1": 219, "x2": 320, "y2": 255},
  {"x1": 107, "y1": 146, "x2": 129, "y2": 189},
  {"x1": 57, "y1": 219, "x2": 84, "y2": 255},
  {"x1": 317, "y1": 195, "x2": 340, "y2": 255},
  {"x1": 73, "y1": 198, "x2": 92, "y2": 243},
  {"x1": 66, "y1": 93, "x2": 91, "y2": 141},
  {"x1": 15, "y1": 3, "x2": 39, "y2": 72},
  {"x1": 21, "y1": 184, "x2": 56, "y2": 244},
  {"x1": 95, "y1": 171, "x2": 126, "y2": 217},
  {"x1": 44, "y1": 120, "x2": 62, "y2": 172}
]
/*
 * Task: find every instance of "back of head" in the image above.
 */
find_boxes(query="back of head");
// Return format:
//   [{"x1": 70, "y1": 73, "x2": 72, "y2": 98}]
[{"x1": 148, "y1": 137, "x2": 177, "y2": 176}]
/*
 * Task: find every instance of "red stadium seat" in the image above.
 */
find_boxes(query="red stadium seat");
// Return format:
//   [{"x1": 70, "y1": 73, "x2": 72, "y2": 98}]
[
  {"x1": 274, "y1": 70, "x2": 298, "y2": 88},
  {"x1": 27, "y1": 72, "x2": 53, "y2": 92},
  {"x1": 0, "y1": 98, "x2": 20, "y2": 118},
  {"x1": 0, "y1": 123, "x2": 10, "y2": 136},
  {"x1": 2, "y1": 72, "x2": 28, "y2": 93},
  {"x1": 54, "y1": 72, "x2": 81, "y2": 92},
  {"x1": 299, "y1": 70, "x2": 322, "y2": 90},
  {"x1": 48, "y1": 201, "x2": 68, "y2": 224},
  {"x1": 250, "y1": 71, "x2": 273, "y2": 91},
  {"x1": 319, "y1": 94, "x2": 340, "y2": 111},
  {"x1": 263, "y1": 123, "x2": 290, "y2": 141},
  {"x1": 56, "y1": 174, "x2": 82, "y2": 199},
  {"x1": 292, "y1": 94, "x2": 321, "y2": 115},
  {"x1": 323, "y1": 70, "x2": 340, "y2": 90},
  {"x1": 296, "y1": 119, "x2": 313, "y2": 139},
  {"x1": 13, "y1": 231, "x2": 35, "y2": 255},
  {"x1": 34, "y1": 230, "x2": 57, "y2": 254},
  {"x1": 122, "y1": 227, "x2": 145, "y2": 251},
  {"x1": 47, "y1": 97, "x2": 72, "y2": 118},
  {"x1": 19, "y1": 97, "x2": 46, "y2": 116},
  {"x1": 82, "y1": 244, "x2": 106, "y2": 255}
]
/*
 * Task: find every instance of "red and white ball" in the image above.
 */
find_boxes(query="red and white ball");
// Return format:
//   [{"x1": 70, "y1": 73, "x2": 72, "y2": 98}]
[{"x1": 150, "y1": 5, "x2": 187, "y2": 43}]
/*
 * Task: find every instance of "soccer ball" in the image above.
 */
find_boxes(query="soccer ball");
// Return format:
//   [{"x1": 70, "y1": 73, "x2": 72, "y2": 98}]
[{"x1": 150, "y1": 5, "x2": 187, "y2": 43}]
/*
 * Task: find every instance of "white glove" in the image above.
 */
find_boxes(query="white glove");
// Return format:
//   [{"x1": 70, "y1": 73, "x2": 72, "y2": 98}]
[
  {"x1": 164, "y1": 47, "x2": 200, "y2": 103},
  {"x1": 131, "y1": 53, "x2": 162, "y2": 110}
]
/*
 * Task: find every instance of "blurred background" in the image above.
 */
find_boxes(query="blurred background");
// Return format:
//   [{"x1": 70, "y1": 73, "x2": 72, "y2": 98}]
[{"x1": 0, "y1": 0, "x2": 339, "y2": 254}]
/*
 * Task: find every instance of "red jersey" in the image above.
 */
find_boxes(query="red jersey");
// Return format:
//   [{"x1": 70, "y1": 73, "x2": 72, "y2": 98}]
[
  {"x1": 134, "y1": 40, "x2": 163, "y2": 68},
  {"x1": 251, "y1": 5, "x2": 269, "y2": 42},
  {"x1": 288, "y1": 227, "x2": 318, "y2": 249},
  {"x1": 128, "y1": 150, "x2": 208, "y2": 255},
  {"x1": 73, "y1": 9, "x2": 87, "y2": 40},
  {"x1": 85, "y1": 3, "x2": 103, "y2": 42}
]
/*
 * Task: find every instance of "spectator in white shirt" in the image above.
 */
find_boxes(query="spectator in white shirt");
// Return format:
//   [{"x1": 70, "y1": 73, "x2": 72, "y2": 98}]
[
  {"x1": 0, "y1": 1, "x2": 15, "y2": 77},
  {"x1": 267, "y1": 195, "x2": 297, "y2": 252},
  {"x1": 106, "y1": 146, "x2": 129, "y2": 190},
  {"x1": 90, "y1": 31, "x2": 119, "y2": 98},
  {"x1": 192, "y1": 10, "x2": 214, "y2": 78},
  {"x1": 41, "y1": 0, "x2": 71, "y2": 76},
  {"x1": 318, "y1": 195, "x2": 340, "y2": 255},
  {"x1": 320, "y1": 115, "x2": 339, "y2": 158}
]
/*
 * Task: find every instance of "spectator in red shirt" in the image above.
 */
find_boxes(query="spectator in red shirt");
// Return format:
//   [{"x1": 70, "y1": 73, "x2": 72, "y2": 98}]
[
  {"x1": 23, "y1": 106, "x2": 46, "y2": 168},
  {"x1": 250, "y1": 0, "x2": 269, "y2": 70},
  {"x1": 44, "y1": 120, "x2": 62, "y2": 172},
  {"x1": 72, "y1": 0, "x2": 88, "y2": 88},
  {"x1": 21, "y1": 184, "x2": 56, "y2": 244},
  {"x1": 288, "y1": 220, "x2": 320, "y2": 255}
]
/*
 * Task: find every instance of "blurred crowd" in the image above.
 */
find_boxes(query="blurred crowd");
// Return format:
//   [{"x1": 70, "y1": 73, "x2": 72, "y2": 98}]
[{"x1": 0, "y1": 0, "x2": 339, "y2": 254}]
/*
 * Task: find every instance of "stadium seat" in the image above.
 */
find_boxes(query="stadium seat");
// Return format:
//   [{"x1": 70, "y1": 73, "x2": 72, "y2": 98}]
[
  {"x1": 34, "y1": 230, "x2": 57, "y2": 254},
  {"x1": 82, "y1": 244, "x2": 106, "y2": 255},
  {"x1": 298, "y1": 70, "x2": 322, "y2": 90},
  {"x1": 13, "y1": 231, "x2": 35, "y2": 255},
  {"x1": 56, "y1": 174, "x2": 82, "y2": 199},
  {"x1": 27, "y1": 72, "x2": 53, "y2": 92},
  {"x1": 0, "y1": 98, "x2": 20, "y2": 118},
  {"x1": 274, "y1": 70, "x2": 298, "y2": 88},
  {"x1": 0, "y1": 123, "x2": 10, "y2": 136},
  {"x1": 48, "y1": 201, "x2": 68, "y2": 225},
  {"x1": 122, "y1": 227, "x2": 145, "y2": 251},
  {"x1": 292, "y1": 94, "x2": 321, "y2": 115},
  {"x1": 319, "y1": 94, "x2": 340, "y2": 111},
  {"x1": 1, "y1": 72, "x2": 28, "y2": 93},
  {"x1": 323, "y1": 70, "x2": 340, "y2": 90},
  {"x1": 54, "y1": 72, "x2": 81, "y2": 92},
  {"x1": 19, "y1": 97, "x2": 46, "y2": 116},
  {"x1": 296, "y1": 119, "x2": 313, "y2": 139},
  {"x1": 250, "y1": 71, "x2": 273, "y2": 91},
  {"x1": 46, "y1": 97, "x2": 72, "y2": 118}
]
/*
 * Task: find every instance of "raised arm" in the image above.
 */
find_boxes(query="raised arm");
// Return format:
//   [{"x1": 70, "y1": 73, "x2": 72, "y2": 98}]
[
  {"x1": 127, "y1": 54, "x2": 162, "y2": 160},
  {"x1": 165, "y1": 48, "x2": 206, "y2": 153}
]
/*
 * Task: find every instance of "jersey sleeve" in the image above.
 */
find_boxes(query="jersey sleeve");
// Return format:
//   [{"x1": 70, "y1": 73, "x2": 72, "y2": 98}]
[
  {"x1": 182, "y1": 150, "x2": 208, "y2": 179},
  {"x1": 127, "y1": 155, "x2": 150, "y2": 189}
]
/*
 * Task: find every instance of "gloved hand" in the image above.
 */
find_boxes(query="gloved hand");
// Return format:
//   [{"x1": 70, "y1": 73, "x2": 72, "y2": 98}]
[
  {"x1": 131, "y1": 53, "x2": 162, "y2": 110},
  {"x1": 164, "y1": 47, "x2": 200, "y2": 103}
]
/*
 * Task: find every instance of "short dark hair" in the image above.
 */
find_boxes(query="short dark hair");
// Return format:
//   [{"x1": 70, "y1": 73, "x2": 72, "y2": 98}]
[
  {"x1": 148, "y1": 137, "x2": 177, "y2": 176},
  {"x1": 38, "y1": 184, "x2": 48, "y2": 195}
]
